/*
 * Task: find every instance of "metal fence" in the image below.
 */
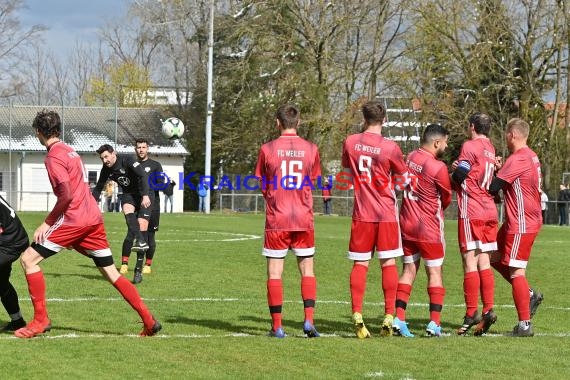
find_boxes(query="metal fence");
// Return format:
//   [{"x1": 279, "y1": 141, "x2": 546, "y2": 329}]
[{"x1": 218, "y1": 191, "x2": 569, "y2": 226}]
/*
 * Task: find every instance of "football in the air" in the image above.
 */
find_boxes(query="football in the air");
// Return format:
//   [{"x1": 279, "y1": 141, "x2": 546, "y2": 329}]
[{"x1": 161, "y1": 117, "x2": 185, "y2": 139}]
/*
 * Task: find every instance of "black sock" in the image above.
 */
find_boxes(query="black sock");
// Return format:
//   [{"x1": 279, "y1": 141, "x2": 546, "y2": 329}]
[
  {"x1": 135, "y1": 252, "x2": 145, "y2": 272},
  {"x1": 125, "y1": 213, "x2": 144, "y2": 243}
]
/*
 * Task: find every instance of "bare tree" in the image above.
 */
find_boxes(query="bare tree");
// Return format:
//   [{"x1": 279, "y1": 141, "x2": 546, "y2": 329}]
[{"x1": 0, "y1": 0, "x2": 46, "y2": 98}]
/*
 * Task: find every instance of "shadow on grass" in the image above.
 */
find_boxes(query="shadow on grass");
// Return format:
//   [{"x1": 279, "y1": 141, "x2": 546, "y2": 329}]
[
  {"x1": 165, "y1": 315, "x2": 267, "y2": 336},
  {"x1": 44, "y1": 272, "x2": 107, "y2": 281}
]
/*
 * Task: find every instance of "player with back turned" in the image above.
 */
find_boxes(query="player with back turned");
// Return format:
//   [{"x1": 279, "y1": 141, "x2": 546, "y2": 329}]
[
  {"x1": 255, "y1": 104, "x2": 322, "y2": 338},
  {"x1": 341, "y1": 100, "x2": 409, "y2": 338},
  {"x1": 14, "y1": 109, "x2": 160, "y2": 338},
  {"x1": 450, "y1": 113, "x2": 499, "y2": 336}
]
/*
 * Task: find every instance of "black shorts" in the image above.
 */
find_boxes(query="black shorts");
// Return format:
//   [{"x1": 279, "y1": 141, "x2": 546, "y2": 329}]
[
  {"x1": 120, "y1": 193, "x2": 154, "y2": 221},
  {"x1": 149, "y1": 208, "x2": 160, "y2": 231}
]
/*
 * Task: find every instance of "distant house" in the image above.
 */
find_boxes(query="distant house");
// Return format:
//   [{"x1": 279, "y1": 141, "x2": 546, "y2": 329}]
[{"x1": 0, "y1": 105, "x2": 189, "y2": 212}]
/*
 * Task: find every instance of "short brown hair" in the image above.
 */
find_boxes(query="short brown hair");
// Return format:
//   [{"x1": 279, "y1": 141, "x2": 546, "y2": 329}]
[
  {"x1": 33, "y1": 109, "x2": 61, "y2": 139},
  {"x1": 468, "y1": 113, "x2": 492, "y2": 136},
  {"x1": 276, "y1": 104, "x2": 300, "y2": 129},
  {"x1": 96, "y1": 144, "x2": 114, "y2": 155},
  {"x1": 362, "y1": 100, "x2": 386, "y2": 125}
]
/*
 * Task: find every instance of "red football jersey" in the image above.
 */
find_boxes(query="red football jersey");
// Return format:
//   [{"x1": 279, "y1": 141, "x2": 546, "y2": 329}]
[
  {"x1": 45, "y1": 141, "x2": 103, "y2": 227},
  {"x1": 255, "y1": 134, "x2": 321, "y2": 231},
  {"x1": 456, "y1": 138, "x2": 498, "y2": 221},
  {"x1": 400, "y1": 148, "x2": 452, "y2": 242},
  {"x1": 342, "y1": 132, "x2": 408, "y2": 222},
  {"x1": 496, "y1": 147, "x2": 542, "y2": 233}
]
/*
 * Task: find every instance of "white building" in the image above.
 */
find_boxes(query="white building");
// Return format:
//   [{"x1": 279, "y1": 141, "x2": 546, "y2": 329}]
[{"x1": 0, "y1": 105, "x2": 189, "y2": 213}]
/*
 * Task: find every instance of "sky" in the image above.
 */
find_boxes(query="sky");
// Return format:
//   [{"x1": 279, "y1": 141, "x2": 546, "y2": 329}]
[{"x1": 19, "y1": 0, "x2": 128, "y2": 55}]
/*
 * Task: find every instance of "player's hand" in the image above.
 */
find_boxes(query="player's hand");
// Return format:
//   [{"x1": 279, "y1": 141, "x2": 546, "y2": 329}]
[
  {"x1": 495, "y1": 156, "x2": 503, "y2": 170},
  {"x1": 33, "y1": 222, "x2": 51, "y2": 244},
  {"x1": 451, "y1": 160, "x2": 459, "y2": 171},
  {"x1": 141, "y1": 195, "x2": 151, "y2": 208}
]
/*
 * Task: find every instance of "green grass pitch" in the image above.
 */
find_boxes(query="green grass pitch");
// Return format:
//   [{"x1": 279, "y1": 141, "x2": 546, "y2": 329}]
[{"x1": 3, "y1": 212, "x2": 569, "y2": 379}]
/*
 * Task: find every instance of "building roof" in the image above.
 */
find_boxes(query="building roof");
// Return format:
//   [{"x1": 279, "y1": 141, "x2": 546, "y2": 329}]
[{"x1": 0, "y1": 105, "x2": 189, "y2": 155}]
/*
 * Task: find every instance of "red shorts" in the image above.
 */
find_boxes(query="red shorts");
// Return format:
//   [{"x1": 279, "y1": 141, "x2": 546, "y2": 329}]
[
  {"x1": 348, "y1": 220, "x2": 403, "y2": 260},
  {"x1": 263, "y1": 230, "x2": 315, "y2": 258},
  {"x1": 458, "y1": 218, "x2": 498, "y2": 253},
  {"x1": 42, "y1": 222, "x2": 112, "y2": 259},
  {"x1": 402, "y1": 240, "x2": 445, "y2": 267},
  {"x1": 497, "y1": 226, "x2": 538, "y2": 269}
]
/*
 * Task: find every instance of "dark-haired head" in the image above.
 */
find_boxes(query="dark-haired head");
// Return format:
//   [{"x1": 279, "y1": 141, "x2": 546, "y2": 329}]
[
  {"x1": 135, "y1": 138, "x2": 149, "y2": 145},
  {"x1": 362, "y1": 100, "x2": 386, "y2": 125},
  {"x1": 276, "y1": 104, "x2": 300, "y2": 130},
  {"x1": 422, "y1": 123, "x2": 449, "y2": 144},
  {"x1": 468, "y1": 113, "x2": 492, "y2": 136},
  {"x1": 33, "y1": 110, "x2": 61, "y2": 139},
  {"x1": 96, "y1": 144, "x2": 114, "y2": 155}
]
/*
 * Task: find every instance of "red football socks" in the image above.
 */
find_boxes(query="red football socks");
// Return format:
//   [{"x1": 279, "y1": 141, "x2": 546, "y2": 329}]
[
  {"x1": 26, "y1": 271, "x2": 48, "y2": 322},
  {"x1": 382, "y1": 265, "x2": 398, "y2": 315},
  {"x1": 479, "y1": 268, "x2": 495, "y2": 313},
  {"x1": 512, "y1": 275, "x2": 531, "y2": 321},
  {"x1": 267, "y1": 279, "x2": 283, "y2": 329},
  {"x1": 301, "y1": 276, "x2": 316, "y2": 323},
  {"x1": 350, "y1": 264, "x2": 368, "y2": 313},
  {"x1": 395, "y1": 283, "x2": 412, "y2": 320},
  {"x1": 113, "y1": 276, "x2": 154, "y2": 327},
  {"x1": 463, "y1": 271, "x2": 480, "y2": 317},
  {"x1": 428, "y1": 286, "x2": 445, "y2": 325}
]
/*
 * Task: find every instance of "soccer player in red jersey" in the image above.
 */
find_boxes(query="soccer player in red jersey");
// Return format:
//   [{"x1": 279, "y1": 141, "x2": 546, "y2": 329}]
[
  {"x1": 488, "y1": 118, "x2": 543, "y2": 337},
  {"x1": 255, "y1": 104, "x2": 322, "y2": 338},
  {"x1": 394, "y1": 124, "x2": 452, "y2": 337},
  {"x1": 341, "y1": 100, "x2": 409, "y2": 338},
  {"x1": 451, "y1": 113, "x2": 499, "y2": 336},
  {"x1": 14, "y1": 110, "x2": 161, "y2": 338}
]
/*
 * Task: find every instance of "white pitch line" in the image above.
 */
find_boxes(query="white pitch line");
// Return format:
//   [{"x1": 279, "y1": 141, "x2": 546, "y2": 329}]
[
  {"x1": 15, "y1": 297, "x2": 570, "y2": 312},
  {"x1": 2, "y1": 332, "x2": 570, "y2": 340}
]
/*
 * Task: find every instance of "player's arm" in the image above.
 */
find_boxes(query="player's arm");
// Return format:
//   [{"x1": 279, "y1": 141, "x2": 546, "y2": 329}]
[
  {"x1": 45, "y1": 181, "x2": 73, "y2": 225},
  {"x1": 154, "y1": 162, "x2": 165, "y2": 195},
  {"x1": 130, "y1": 159, "x2": 150, "y2": 197},
  {"x1": 254, "y1": 148, "x2": 267, "y2": 196},
  {"x1": 435, "y1": 166, "x2": 453, "y2": 210},
  {"x1": 391, "y1": 145, "x2": 412, "y2": 191},
  {"x1": 488, "y1": 177, "x2": 508, "y2": 196},
  {"x1": 92, "y1": 166, "x2": 109, "y2": 200}
]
